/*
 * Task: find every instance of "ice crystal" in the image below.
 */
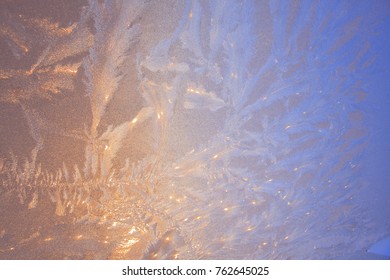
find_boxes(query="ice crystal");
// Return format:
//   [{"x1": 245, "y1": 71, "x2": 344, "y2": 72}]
[{"x1": 0, "y1": 0, "x2": 389, "y2": 259}]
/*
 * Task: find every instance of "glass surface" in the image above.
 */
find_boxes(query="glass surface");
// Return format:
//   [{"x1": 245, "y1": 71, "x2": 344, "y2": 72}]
[{"x1": 0, "y1": 0, "x2": 389, "y2": 259}]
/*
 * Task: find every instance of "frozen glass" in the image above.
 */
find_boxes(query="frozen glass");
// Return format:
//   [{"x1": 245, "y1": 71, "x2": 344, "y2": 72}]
[{"x1": 0, "y1": 0, "x2": 389, "y2": 259}]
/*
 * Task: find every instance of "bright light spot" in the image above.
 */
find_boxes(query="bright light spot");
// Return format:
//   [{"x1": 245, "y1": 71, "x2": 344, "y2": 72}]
[
  {"x1": 187, "y1": 87, "x2": 203, "y2": 94},
  {"x1": 128, "y1": 226, "x2": 137, "y2": 234},
  {"x1": 246, "y1": 226, "x2": 255, "y2": 232},
  {"x1": 74, "y1": 234, "x2": 83, "y2": 240}
]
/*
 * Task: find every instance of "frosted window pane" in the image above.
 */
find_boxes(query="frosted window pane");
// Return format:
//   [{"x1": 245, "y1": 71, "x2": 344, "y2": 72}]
[{"x1": 0, "y1": 0, "x2": 389, "y2": 259}]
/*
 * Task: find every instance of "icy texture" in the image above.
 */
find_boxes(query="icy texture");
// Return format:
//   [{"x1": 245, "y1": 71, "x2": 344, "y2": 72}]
[{"x1": 0, "y1": 0, "x2": 389, "y2": 259}]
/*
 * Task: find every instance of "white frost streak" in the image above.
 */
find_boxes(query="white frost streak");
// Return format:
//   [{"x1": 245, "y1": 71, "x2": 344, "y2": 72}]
[
  {"x1": 83, "y1": 0, "x2": 143, "y2": 136},
  {"x1": 82, "y1": 0, "x2": 146, "y2": 177}
]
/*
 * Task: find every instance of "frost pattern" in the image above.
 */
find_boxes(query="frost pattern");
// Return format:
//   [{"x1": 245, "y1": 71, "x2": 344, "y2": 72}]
[{"x1": 0, "y1": 0, "x2": 388, "y2": 259}]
